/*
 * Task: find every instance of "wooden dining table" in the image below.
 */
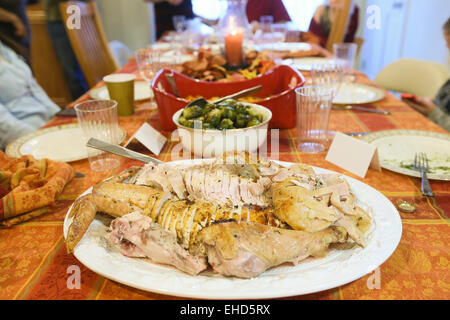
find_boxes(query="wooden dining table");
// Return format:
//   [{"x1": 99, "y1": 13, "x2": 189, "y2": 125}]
[{"x1": 1, "y1": 57, "x2": 449, "y2": 300}]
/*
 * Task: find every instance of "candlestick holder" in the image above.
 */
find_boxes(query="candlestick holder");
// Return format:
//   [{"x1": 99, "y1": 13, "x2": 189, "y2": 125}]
[{"x1": 218, "y1": 0, "x2": 249, "y2": 68}]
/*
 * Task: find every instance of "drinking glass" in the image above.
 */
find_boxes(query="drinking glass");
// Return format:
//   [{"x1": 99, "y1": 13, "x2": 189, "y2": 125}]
[
  {"x1": 75, "y1": 100, "x2": 121, "y2": 172},
  {"x1": 333, "y1": 43, "x2": 357, "y2": 81},
  {"x1": 260, "y1": 15, "x2": 273, "y2": 33},
  {"x1": 310, "y1": 61, "x2": 345, "y2": 98},
  {"x1": 172, "y1": 15, "x2": 187, "y2": 33},
  {"x1": 135, "y1": 48, "x2": 161, "y2": 107},
  {"x1": 296, "y1": 86, "x2": 334, "y2": 153}
]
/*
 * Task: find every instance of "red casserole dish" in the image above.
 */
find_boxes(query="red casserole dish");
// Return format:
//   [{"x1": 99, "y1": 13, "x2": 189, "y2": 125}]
[{"x1": 151, "y1": 65, "x2": 305, "y2": 131}]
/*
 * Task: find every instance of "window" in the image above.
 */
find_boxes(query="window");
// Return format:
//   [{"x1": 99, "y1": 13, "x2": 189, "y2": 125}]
[{"x1": 192, "y1": 0, "x2": 324, "y2": 30}]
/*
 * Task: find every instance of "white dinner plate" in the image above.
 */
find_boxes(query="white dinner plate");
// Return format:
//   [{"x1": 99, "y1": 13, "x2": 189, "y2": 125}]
[
  {"x1": 160, "y1": 51, "x2": 195, "y2": 65},
  {"x1": 6, "y1": 123, "x2": 126, "y2": 163},
  {"x1": 89, "y1": 81, "x2": 153, "y2": 101},
  {"x1": 282, "y1": 57, "x2": 335, "y2": 71},
  {"x1": 63, "y1": 159, "x2": 402, "y2": 299},
  {"x1": 333, "y1": 83, "x2": 385, "y2": 105},
  {"x1": 362, "y1": 130, "x2": 450, "y2": 181},
  {"x1": 253, "y1": 42, "x2": 312, "y2": 52},
  {"x1": 149, "y1": 42, "x2": 181, "y2": 50}
]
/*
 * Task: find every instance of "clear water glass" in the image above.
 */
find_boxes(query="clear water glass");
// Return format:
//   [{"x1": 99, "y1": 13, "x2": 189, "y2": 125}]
[
  {"x1": 260, "y1": 15, "x2": 273, "y2": 33},
  {"x1": 135, "y1": 48, "x2": 161, "y2": 107},
  {"x1": 172, "y1": 15, "x2": 187, "y2": 33},
  {"x1": 75, "y1": 100, "x2": 121, "y2": 172},
  {"x1": 310, "y1": 61, "x2": 345, "y2": 98},
  {"x1": 136, "y1": 48, "x2": 161, "y2": 82},
  {"x1": 296, "y1": 86, "x2": 334, "y2": 153},
  {"x1": 333, "y1": 43, "x2": 357, "y2": 81}
]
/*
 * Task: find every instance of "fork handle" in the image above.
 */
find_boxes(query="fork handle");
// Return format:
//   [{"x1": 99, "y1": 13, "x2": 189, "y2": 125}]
[{"x1": 421, "y1": 170, "x2": 434, "y2": 197}]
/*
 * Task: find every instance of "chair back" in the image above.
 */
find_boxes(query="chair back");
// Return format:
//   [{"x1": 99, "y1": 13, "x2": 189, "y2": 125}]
[
  {"x1": 26, "y1": 3, "x2": 72, "y2": 107},
  {"x1": 374, "y1": 58, "x2": 449, "y2": 98},
  {"x1": 325, "y1": 0, "x2": 353, "y2": 52},
  {"x1": 59, "y1": 1, "x2": 119, "y2": 88}
]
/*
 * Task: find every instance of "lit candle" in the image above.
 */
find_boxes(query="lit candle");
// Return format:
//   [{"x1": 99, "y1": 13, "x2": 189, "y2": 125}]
[{"x1": 224, "y1": 22, "x2": 244, "y2": 67}]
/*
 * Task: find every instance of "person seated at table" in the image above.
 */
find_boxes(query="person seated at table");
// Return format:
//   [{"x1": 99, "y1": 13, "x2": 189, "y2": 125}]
[
  {"x1": 145, "y1": 0, "x2": 291, "y2": 39},
  {"x1": 144, "y1": 0, "x2": 195, "y2": 40},
  {"x1": 402, "y1": 18, "x2": 450, "y2": 132},
  {"x1": 308, "y1": 0, "x2": 359, "y2": 48},
  {"x1": 0, "y1": 0, "x2": 31, "y2": 64},
  {"x1": 41, "y1": 0, "x2": 89, "y2": 100},
  {"x1": 246, "y1": 0, "x2": 291, "y2": 23},
  {"x1": 0, "y1": 40, "x2": 60, "y2": 150}
]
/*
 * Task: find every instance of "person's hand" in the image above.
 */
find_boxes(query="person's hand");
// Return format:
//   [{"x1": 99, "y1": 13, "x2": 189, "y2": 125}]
[
  {"x1": 403, "y1": 96, "x2": 437, "y2": 116},
  {"x1": 11, "y1": 15, "x2": 27, "y2": 38}
]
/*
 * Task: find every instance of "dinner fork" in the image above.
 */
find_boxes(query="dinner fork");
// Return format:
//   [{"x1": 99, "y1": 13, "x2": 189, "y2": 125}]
[{"x1": 413, "y1": 152, "x2": 434, "y2": 197}]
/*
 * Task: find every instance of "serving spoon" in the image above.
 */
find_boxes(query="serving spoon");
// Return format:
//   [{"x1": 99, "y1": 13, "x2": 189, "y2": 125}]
[
  {"x1": 164, "y1": 72, "x2": 181, "y2": 97},
  {"x1": 332, "y1": 105, "x2": 391, "y2": 115},
  {"x1": 185, "y1": 85, "x2": 263, "y2": 109}
]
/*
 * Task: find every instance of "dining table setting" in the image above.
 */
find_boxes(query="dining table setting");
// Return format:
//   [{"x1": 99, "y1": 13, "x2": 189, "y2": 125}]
[{"x1": 1, "y1": 12, "x2": 449, "y2": 301}]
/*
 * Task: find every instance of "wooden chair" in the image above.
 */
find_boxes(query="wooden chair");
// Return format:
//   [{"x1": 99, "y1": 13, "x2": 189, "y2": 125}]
[
  {"x1": 325, "y1": 0, "x2": 353, "y2": 52},
  {"x1": 59, "y1": 1, "x2": 119, "y2": 88},
  {"x1": 353, "y1": 36, "x2": 364, "y2": 57},
  {"x1": 26, "y1": 4, "x2": 72, "y2": 107}
]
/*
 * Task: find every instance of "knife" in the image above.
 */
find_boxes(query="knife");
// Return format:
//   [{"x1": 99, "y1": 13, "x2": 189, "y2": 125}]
[
  {"x1": 86, "y1": 138, "x2": 162, "y2": 165},
  {"x1": 55, "y1": 108, "x2": 77, "y2": 117}
]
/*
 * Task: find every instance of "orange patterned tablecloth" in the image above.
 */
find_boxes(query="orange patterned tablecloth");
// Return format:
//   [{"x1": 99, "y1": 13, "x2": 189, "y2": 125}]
[{"x1": 1, "y1": 59, "x2": 449, "y2": 300}]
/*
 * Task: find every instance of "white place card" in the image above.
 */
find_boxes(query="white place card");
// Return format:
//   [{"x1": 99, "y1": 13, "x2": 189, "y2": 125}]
[
  {"x1": 124, "y1": 122, "x2": 167, "y2": 156},
  {"x1": 325, "y1": 132, "x2": 381, "y2": 178}
]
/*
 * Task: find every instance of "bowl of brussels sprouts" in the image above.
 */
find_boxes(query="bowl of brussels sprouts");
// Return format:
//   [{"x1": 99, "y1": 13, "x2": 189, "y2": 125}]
[{"x1": 173, "y1": 99, "x2": 272, "y2": 157}]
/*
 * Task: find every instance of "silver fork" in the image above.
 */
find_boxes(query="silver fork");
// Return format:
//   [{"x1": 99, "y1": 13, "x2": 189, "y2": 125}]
[{"x1": 413, "y1": 153, "x2": 434, "y2": 197}]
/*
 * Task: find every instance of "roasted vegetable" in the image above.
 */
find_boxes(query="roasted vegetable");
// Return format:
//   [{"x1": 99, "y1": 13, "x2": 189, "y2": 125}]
[
  {"x1": 182, "y1": 105, "x2": 203, "y2": 119},
  {"x1": 179, "y1": 99, "x2": 265, "y2": 130}
]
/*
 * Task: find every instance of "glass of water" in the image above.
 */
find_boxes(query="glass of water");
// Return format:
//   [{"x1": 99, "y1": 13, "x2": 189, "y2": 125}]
[
  {"x1": 172, "y1": 15, "x2": 187, "y2": 33},
  {"x1": 310, "y1": 61, "x2": 345, "y2": 98},
  {"x1": 75, "y1": 100, "x2": 121, "y2": 172},
  {"x1": 135, "y1": 48, "x2": 161, "y2": 107},
  {"x1": 260, "y1": 15, "x2": 273, "y2": 33},
  {"x1": 333, "y1": 43, "x2": 357, "y2": 81},
  {"x1": 296, "y1": 86, "x2": 334, "y2": 153}
]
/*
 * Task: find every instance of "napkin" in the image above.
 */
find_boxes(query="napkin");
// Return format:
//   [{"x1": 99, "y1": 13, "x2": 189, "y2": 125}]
[{"x1": 0, "y1": 151, "x2": 75, "y2": 227}]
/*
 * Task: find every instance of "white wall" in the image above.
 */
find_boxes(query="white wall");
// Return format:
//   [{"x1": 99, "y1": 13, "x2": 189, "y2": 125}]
[
  {"x1": 401, "y1": 0, "x2": 449, "y2": 66},
  {"x1": 96, "y1": 0, "x2": 153, "y2": 51},
  {"x1": 359, "y1": 0, "x2": 450, "y2": 79}
]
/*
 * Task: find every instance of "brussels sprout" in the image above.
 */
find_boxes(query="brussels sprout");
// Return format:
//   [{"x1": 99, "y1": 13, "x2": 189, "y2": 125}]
[
  {"x1": 205, "y1": 108, "x2": 224, "y2": 128},
  {"x1": 222, "y1": 106, "x2": 237, "y2": 122},
  {"x1": 248, "y1": 107, "x2": 264, "y2": 122},
  {"x1": 202, "y1": 103, "x2": 216, "y2": 116},
  {"x1": 182, "y1": 119, "x2": 195, "y2": 128},
  {"x1": 221, "y1": 99, "x2": 237, "y2": 107},
  {"x1": 178, "y1": 116, "x2": 187, "y2": 125},
  {"x1": 202, "y1": 122, "x2": 214, "y2": 130},
  {"x1": 247, "y1": 117, "x2": 261, "y2": 127},
  {"x1": 219, "y1": 118, "x2": 235, "y2": 130},
  {"x1": 182, "y1": 105, "x2": 203, "y2": 119},
  {"x1": 235, "y1": 103, "x2": 250, "y2": 115},
  {"x1": 178, "y1": 116, "x2": 194, "y2": 128},
  {"x1": 235, "y1": 113, "x2": 250, "y2": 128}
]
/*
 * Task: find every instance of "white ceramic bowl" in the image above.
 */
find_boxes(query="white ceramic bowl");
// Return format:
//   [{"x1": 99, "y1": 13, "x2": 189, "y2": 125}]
[{"x1": 173, "y1": 103, "x2": 272, "y2": 157}]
